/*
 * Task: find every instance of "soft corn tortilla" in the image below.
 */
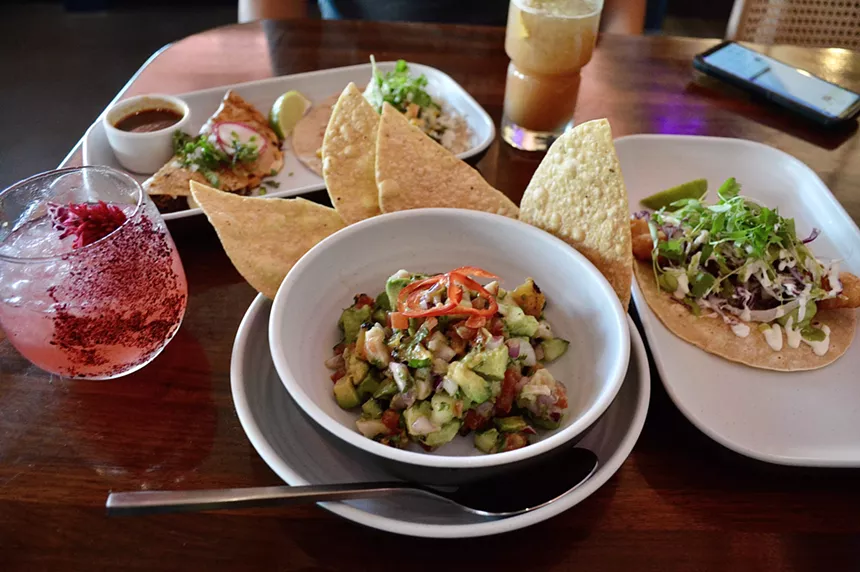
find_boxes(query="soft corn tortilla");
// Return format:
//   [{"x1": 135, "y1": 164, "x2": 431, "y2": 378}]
[
  {"x1": 322, "y1": 83, "x2": 381, "y2": 224},
  {"x1": 376, "y1": 103, "x2": 518, "y2": 218},
  {"x1": 292, "y1": 93, "x2": 340, "y2": 176},
  {"x1": 190, "y1": 181, "x2": 345, "y2": 299},
  {"x1": 634, "y1": 260, "x2": 857, "y2": 371},
  {"x1": 146, "y1": 91, "x2": 283, "y2": 197},
  {"x1": 519, "y1": 119, "x2": 632, "y2": 310}
]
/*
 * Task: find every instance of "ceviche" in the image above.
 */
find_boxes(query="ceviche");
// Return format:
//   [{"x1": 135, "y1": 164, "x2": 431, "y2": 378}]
[{"x1": 325, "y1": 267, "x2": 570, "y2": 454}]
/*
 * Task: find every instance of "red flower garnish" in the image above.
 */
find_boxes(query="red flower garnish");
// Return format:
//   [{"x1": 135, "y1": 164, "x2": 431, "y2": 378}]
[{"x1": 47, "y1": 201, "x2": 127, "y2": 249}]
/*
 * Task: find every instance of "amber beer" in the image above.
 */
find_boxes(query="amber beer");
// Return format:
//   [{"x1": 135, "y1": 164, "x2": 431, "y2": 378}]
[{"x1": 502, "y1": 0, "x2": 603, "y2": 150}]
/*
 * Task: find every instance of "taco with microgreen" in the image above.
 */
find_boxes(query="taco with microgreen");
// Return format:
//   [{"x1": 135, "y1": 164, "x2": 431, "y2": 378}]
[{"x1": 631, "y1": 177, "x2": 859, "y2": 370}]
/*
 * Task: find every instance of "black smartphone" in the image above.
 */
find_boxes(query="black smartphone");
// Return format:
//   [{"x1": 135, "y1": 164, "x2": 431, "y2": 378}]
[{"x1": 693, "y1": 41, "x2": 860, "y2": 127}]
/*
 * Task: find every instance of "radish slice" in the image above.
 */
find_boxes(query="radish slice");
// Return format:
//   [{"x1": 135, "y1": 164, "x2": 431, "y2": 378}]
[{"x1": 213, "y1": 122, "x2": 268, "y2": 157}]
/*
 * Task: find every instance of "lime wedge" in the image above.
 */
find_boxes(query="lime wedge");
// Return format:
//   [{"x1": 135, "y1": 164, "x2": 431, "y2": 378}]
[
  {"x1": 640, "y1": 178, "x2": 708, "y2": 210},
  {"x1": 269, "y1": 90, "x2": 312, "y2": 140}
]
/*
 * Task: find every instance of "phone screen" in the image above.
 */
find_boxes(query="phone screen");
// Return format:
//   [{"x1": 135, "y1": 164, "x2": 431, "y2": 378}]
[{"x1": 702, "y1": 43, "x2": 860, "y2": 119}]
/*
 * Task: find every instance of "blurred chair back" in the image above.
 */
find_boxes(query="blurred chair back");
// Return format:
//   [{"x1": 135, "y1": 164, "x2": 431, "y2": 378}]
[{"x1": 726, "y1": 0, "x2": 860, "y2": 49}]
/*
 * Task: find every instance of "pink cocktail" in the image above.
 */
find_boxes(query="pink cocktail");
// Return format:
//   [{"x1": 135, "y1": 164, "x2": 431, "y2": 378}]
[{"x1": 0, "y1": 167, "x2": 187, "y2": 379}]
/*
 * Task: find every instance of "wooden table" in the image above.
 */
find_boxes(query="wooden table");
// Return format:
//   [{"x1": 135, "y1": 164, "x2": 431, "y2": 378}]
[{"x1": 4, "y1": 20, "x2": 860, "y2": 571}]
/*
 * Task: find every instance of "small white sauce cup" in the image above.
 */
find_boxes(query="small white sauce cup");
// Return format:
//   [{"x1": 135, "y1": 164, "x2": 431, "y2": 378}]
[{"x1": 104, "y1": 94, "x2": 191, "y2": 175}]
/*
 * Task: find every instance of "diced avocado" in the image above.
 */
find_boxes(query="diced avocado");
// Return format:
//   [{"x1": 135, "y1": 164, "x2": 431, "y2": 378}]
[
  {"x1": 777, "y1": 300, "x2": 817, "y2": 328},
  {"x1": 339, "y1": 305, "x2": 372, "y2": 343},
  {"x1": 430, "y1": 392, "x2": 457, "y2": 426},
  {"x1": 385, "y1": 275, "x2": 412, "y2": 311},
  {"x1": 406, "y1": 343, "x2": 432, "y2": 368},
  {"x1": 356, "y1": 371, "x2": 381, "y2": 399},
  {"x1": 470, "y1": 346, "x2": 509, "y2": 381},
  {"x1": 333, "y1": 377, "x2": 361, "y2": 409},
  {"x1": 447, "y1": 361, "x2": 491, "y2": 404},
  {"x1": 373, "y1": 378, "x2": 398, "y2": 399},
  {"x1": 344, "y1": 347, "x2": 370, "y2": 386},
  {"x1": 403, "y1": 402, "x2": 433, "y2": 436},
  {"x1": 424, "y1": 420, "x2": 461, "y2": 448},
  {"x1": 540, "y1": 338, "x2": 569, "y2": 363},
  {"x1": 375, "y1": 291, "x2": 391, "y2": 312},
  {"x1": 474, "y1": 428, "x2": 500, "y2": 453},
  {"x1": 361, "y1": 398, "x2": 384, "y2": 419},
  {"x1": 530, "y1": 415, "x2": 561, "y2": 430},
  {"x1": 495, "y1": 416, "x2": 529, "y2": 433},
  {"x1": 372, "y1": 308, "x2": 387, "y2": 325},
  {"x1": 502, "y1": 305, "x2": 540, "y2": 337},
  {"x1": 510, "y1": 278, "x2": 546, "y2": 318}
]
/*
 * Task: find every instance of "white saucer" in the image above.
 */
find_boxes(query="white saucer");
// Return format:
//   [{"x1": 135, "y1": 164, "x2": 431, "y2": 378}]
[{"x1": 230, "y1": 295, "x2": 650, "y2": 538}]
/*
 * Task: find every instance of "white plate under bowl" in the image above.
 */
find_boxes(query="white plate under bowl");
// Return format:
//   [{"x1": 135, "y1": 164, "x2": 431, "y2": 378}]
[
  {"x1": 616, "y1": 134, "x2": 860, "y2": 467},
  {"x1": 82, "y1": 61, "x2": 495, "y2": 221},
  {"x1": 231, "y1": 295, "x2": 650, "y2": 538},
  {"x1": 268, "y1": 209, "x2": 630, "y2": 482}
]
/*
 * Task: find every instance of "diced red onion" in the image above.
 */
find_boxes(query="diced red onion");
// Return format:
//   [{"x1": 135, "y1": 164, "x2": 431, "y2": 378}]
[
  {"x1": 519, "y1": 342, "x2": 536, "y2": 367},
  {"x1": 486, "y1": 335, "x2": 505, "y2": 350},
  {"x1": 522, "y1": 426, "x2": 537, "y2": 435},
  {"x1": 442, "y1": 377, "x2": 458, "y2": 396},
  {"x1": 324, "y1": 355, "x2": 344, "y2": 370},
  {"x1": 802, "y1": 228, "x2": 820, "y2": 244},
  {"x1": 435, "y1": 345, "x2": 457, "y2": 363},
  {"x1": 475, "y1": 401, "x2": 494, "y2": 417},
  {"x1": 633, "y1": 210, "x2": 651, "y2": 220},
  {"x1": 410, "y1": 416, "x2": 438, "y2": 435},
  {"x1": 537, "y1": 394, "x2": 556, "y2": 408},
  {"x1": 390, "y1": 389, "x2": 416, "y2": 410},
  {"x1": 507, "y1": 339, "x2": 521, "y2": 358},
  {"x1": 356, "y1": 419, "x2": 387, "y2": 438}
]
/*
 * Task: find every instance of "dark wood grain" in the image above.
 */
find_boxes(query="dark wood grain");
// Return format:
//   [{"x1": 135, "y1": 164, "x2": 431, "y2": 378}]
[{"x1": 5, "y1": 20, "x2": 860, "y2": 571}]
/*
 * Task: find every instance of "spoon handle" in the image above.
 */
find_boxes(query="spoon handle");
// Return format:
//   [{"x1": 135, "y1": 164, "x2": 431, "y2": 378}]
[{"x1": 106, "y1": 482, "x2": 409, "y2": 516}]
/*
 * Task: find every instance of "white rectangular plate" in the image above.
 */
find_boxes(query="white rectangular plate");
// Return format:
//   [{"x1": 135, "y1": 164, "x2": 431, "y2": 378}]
[
  {"x1": 616, "y1": 134, "x2": 860, "y2": 467},
  {"x1": 82, "y1": 62, "x2": 495, "y2": 221}
]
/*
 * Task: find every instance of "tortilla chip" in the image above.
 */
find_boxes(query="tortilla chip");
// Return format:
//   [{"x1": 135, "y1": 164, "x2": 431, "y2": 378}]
[
  {"x1": 292, "y1": 93, "x2": 340, "y2": 176},
  {"x1": 190, "y1": 181, "x2": 345, "y2": 299},
  {"x1": 376, "y1": 103, "x2": 518, "y2": 218},
  {"x1": 519, "y1": 119, "x2": 632, "y2": 310},
  {"x1": 146, "y1": 91, "x2": 283, "y2": 197},
  {"x1": 322, "y1": 83, "x2": 381, "y2": 224},
  {"x1": 634, "y1": 260, "x2": 857, "y2": 370}
]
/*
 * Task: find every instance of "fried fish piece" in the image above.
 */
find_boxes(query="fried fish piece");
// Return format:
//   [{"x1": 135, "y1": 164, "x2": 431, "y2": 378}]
[
  {"x1": 820, "y1": 272, "x2": 860, "y2": 310},
  {"x1": 144, "y1": 91, "x2": 283, "y2": 198}
]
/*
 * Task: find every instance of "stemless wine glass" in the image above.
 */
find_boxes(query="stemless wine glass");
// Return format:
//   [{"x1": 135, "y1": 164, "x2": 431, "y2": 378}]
[
  {"x1": 0, "y1": 166, "x2": 188, "y2": 379},
  {"x1": 501, "y1": 0, "x2": 604, "y2": 151}
]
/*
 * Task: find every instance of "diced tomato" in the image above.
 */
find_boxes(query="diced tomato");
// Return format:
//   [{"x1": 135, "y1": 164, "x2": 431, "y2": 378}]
[
  {"x1": 381, "y1": 410, "x2": 401, "y2": 432},
  {"x1": 330, "y1": 370, "x2": 345, "y2": 383},
  {"x1": 354, "y1": 294, "x2": 374, "y2": 309},
  {"x1": 464, "y1": 315, "x2": 487, "y2": 329},
  {"x1": 555, "y1": 383, "x2": 569, "y2": 409},
  {"x1": 495, "y1": 368, "x2": 521, "y2": 415},
  {"x1": 463, "y1": 409, "x2": 491, "y2": 431},
  {"x1": 333, "y1": 342, "x2": 346, "y2": 356},
  {"x1": 390, "y1": 311, "x2": 409, "y2": 330},
  {"x1": 489, "y1": 317, "x2": 505, "y2": 336},
  {"x1": 502, "y1": 433, "x2": 529, "y2": 452}
]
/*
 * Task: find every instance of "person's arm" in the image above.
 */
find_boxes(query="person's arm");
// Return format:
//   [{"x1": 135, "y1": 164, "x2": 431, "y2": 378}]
[
  {"x1": 238, "y1": 0, "x2": 308, "y2": 22},
  {"x1": 600, "y1": 0, "x2": 646, "y2": 35}
]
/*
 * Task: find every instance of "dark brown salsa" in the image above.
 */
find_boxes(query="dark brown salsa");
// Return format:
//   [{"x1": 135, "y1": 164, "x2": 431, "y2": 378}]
[{"x1": 114, "y1": 108, "x2": 183, "y2": 133}]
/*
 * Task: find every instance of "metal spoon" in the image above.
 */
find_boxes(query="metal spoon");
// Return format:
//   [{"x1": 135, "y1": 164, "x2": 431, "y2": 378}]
[{"x1": 106, "y1": 447, "x2": 598, "y2": 518}]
